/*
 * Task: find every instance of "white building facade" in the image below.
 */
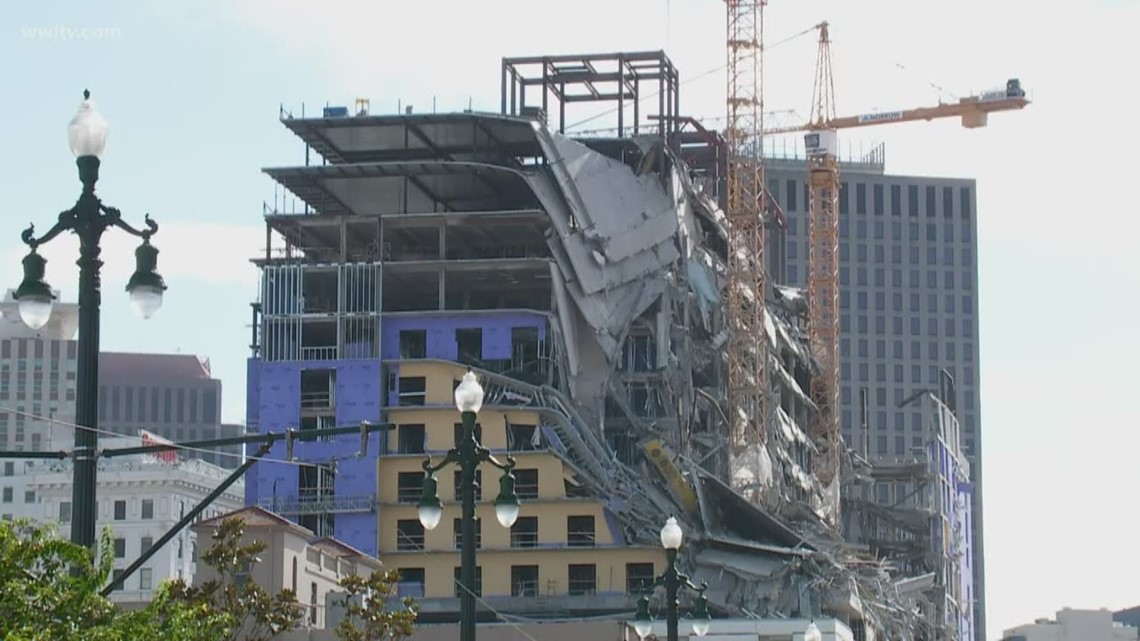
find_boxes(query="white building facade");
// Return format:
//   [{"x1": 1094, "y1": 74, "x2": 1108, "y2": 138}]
[
  {"x1": 1003, "y1": 608, "x2": 1140, "y2": 641},
  {"x1": 26, "y1": 454, "x2": 244, "y2": 604}
]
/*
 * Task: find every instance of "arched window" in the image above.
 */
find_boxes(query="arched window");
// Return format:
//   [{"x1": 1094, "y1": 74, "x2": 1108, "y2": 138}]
[{"x1": 292, "y1": 556, "x2": 298, "y2": 594}]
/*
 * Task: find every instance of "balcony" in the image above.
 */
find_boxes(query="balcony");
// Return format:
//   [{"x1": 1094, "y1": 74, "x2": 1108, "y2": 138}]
[{"x1": 258, "y1": 493, "x2": 376, "y2": 515}]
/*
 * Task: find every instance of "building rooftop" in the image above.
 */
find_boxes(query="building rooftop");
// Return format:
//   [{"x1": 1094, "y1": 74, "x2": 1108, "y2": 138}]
[{"x1": 99, "y1": 351, "x2": 214, "y2": 383}]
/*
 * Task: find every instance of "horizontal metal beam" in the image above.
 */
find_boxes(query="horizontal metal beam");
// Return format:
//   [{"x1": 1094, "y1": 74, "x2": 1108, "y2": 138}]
[
  {"x1": 0, "y1": 450, "x2": 69, "y2": 460},
  {"x1": 102, "y1": 422, "x2": 394, "y2": 459}
]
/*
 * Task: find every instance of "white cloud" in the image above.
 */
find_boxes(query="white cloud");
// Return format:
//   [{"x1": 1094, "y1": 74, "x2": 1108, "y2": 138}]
[{"x1": 0, "y1": 220, "x2": 263, "y2": 301}]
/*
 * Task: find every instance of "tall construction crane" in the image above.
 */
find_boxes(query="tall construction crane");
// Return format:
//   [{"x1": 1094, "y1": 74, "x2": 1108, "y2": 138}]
[
  {"x1": 723, "y1": 0, "x2": 769, "y2": 498},
  {"x1": 775, "y1": 23, "x2": 1031, "y2": 495}
]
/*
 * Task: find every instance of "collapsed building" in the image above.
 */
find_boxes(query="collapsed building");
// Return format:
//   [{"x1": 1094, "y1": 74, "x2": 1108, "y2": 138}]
[{"x1": 245, "y1": 51, "x2": 965, "y2": 639}]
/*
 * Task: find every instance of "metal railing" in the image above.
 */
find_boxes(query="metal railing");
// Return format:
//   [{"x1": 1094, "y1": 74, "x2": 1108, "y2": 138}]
[{"x1": 257, "y1": 493, "x2": 376, "y2": 515}]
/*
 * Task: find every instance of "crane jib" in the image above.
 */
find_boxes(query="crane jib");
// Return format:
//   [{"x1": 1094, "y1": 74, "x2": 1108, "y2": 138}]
[{"x1": 857, "y1": 111, "x2": 904, "y2": 124}]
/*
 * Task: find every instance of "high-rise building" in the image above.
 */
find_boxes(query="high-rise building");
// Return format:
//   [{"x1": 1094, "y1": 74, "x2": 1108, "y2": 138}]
[
  {"x1": 766, "y1": 154, "x2": 986, "y2": 639},
  {"x1": 0, "y1": 290, "x2": 80, "y2": 453},
  {"x1": 0, "y1": 291, "x2": 79, "y2": 521},
  {"x1": 97, "y1": 352, "x2": 243, "y2": 468}
]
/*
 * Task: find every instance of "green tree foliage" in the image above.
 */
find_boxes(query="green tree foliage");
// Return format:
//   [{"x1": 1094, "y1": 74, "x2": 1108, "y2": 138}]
[
  {"x1": 334, "y1": 568, "x2": 419, "y2": 641},
  {"x1": 0, "y1": 516, "x2": 418, "y2": 641},
  {"x1": 165, "y1": 516, "x2": 304, "y2": 640},
  {"x1": 0, "y1": 518, "x2": 229, "y2": 640}
]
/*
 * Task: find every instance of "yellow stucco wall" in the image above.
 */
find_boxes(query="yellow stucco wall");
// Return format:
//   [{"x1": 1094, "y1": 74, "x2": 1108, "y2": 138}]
[{"x1": 378, "y1": 361, "x2": 664, "y2": 599}]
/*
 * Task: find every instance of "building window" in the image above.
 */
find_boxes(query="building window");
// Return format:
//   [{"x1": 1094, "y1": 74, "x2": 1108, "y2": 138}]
[
  {"x1": 24, "y1": 490, "x2": 34, "y2": 504},
  {"x1": 141, "y1": 499, "x2": 154, "y2": 519},
  {"x1": 510, "y1": 517, "x2": 539, "y2": 548},
  {"x1": 114, "y1": 538, "x2": 126, "y2": 558},
  {"x1": 396, "y1": 520, "x2": 425, "y2": 551},
  {"x1": 110, "y1": 569, "x2": 124, "y2": 592},
  {"x1": 453, "y1": 518, "x2": 482, "y2": 549},
  {"x1": 396, "y1": 424, "x2": 425, "y2": 454},
  {"x1": 113, "y1": 500, "x2": 126, "y2": 520},
  {"x1": 141, "y1": 536, "x2": 153, "y2": 552},
  {"x1": 455, "y1": 328, "x2": 483, "y2": 365},
  {"x1": 513, "y1": 469, "x2": 539, "y2": 499},
  {"x1": 310, "y1": 582, "x2": 319, "y2": 625},
  {"x1": 397, "y1": 568, "x2": 426, "y2": 598},
  {"x1": 627, "y1": 562, "x2": 655, "y2": 593},
  {"x1": 511, "y1": 565, "x2": 539, "y2": 597},
  {"x1": 568, "y1": 564, "x2": 597, "y2": 595},
  {"x1": 59, "y1": 501, "x2": 71, "y2": 523},
  {"x1": 203, "y1": 388, "x2": 218, "y2": 422},
  {"x1": 453, "y1": 470, "x2": 482, "y2": 501},
  {"x1": 398, "y1": 330, "x2": 427, "y2": 359},
  {"x1": 508, "y1": 423, "x2": 540, "y2": 450},
  {"x1": 567, "y1": 515, "x2": 595, "y2": 547},
  {"x1": 452, "y1": 422, "x2": 483, "y2": 447},
  {"x1": 453, "y1": 566, "x2": 483, "y2": 598},
  {"x1": 139, "y1": 568, "x2": 153, "y2": 591},
  {"x1": 397, "y1": 472, "x2": 422, "y2": 503},
  {"x1": 397, "y1": 377, "x2": 426, "y2": 406},
  {"x1": 1, "y1": 487, "x2": 11, "y2": 503}
]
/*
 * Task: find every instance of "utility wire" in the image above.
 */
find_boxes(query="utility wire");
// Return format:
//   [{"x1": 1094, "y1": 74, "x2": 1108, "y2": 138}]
[{"x1": 0, "y1": 403, "x2": 320, "y2": 469}]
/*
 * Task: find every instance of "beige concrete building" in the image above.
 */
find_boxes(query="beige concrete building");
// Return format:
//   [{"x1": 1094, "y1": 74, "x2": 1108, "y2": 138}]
[
  {"x1": 1002, "y1": 608, "x2": 1140, "y2": 641},
  {"x1": 192, "y1": 506, "x2": 382, "y2": 630},
  {"x1": 379, "y1": 360, "x2": 662, "y2": 620}
]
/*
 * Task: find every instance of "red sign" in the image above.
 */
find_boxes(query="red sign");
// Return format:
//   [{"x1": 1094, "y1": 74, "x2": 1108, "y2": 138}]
[{"x1": 140, "y1": 430, "x2": 177, "y2": 463}]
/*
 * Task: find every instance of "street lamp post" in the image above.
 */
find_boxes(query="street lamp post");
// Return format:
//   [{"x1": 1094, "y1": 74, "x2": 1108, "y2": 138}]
[
  {"x1": 12, "y1": 90, "x2": 166, "y2": 550},
  {"x1": 633, "y1": 516, "x2": 712, "y2": 641},
  {"x1": 417, "y1": 369, "x2": 521, "y2": 641}
]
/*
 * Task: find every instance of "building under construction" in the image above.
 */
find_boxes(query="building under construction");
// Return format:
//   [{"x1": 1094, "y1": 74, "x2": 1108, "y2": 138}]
[{"x1": 244, "y1": 50, "x2": 976, "y2": 639}]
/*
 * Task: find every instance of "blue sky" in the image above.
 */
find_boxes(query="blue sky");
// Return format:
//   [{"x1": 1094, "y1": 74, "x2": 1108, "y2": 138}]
[{"x1": 2, "y1": 1, "x2": 1137, "y2": 638}]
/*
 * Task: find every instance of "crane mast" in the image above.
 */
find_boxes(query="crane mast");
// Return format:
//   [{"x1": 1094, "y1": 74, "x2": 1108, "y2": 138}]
[
  {"x1": 806, "y1": 22, "x2": 842, "y2": 494},
  {"x1": 724, "y1": 0, "x2": 768, "y2": 495},
  {"x1": 787, "y1": 22, "x2": 1028, "y2": 510}
]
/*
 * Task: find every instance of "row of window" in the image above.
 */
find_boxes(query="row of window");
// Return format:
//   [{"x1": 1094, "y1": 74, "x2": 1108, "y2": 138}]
[
  {"x1": 0, "y1": 368, "x2": 76, "y2": 403},
  {"x1": 841, "y1": 410, "x2": 978, "y2": 437},
  {"x1": 786, "y1": 218, "x2": 974, "y2": 249},
  {"x1": 771, "y1": 180, "x2": 973, "y2": 221},
  {"x1": 395, "y1": 469, "x2": 540, "y2": 503},
  {"x1": 844, "y1": 362, "x2": 976, "y2": 388},
  {"x1": 840, "y1": 314, "x2": 976, "y2": 341},
  {"x1": 0, "y1": 338, "x2": 77, "y2": 361},
  {"x1": 845, "y1": 433, "x2": 977, "y2": 459},
  {"x1": 106, "y1": 567, "x2": 155, "y2": 592},
  {"x1": 98, "y1": 384, "x2": 219, "y2": 426},
  {"x1": 787, "y1": 265, "x2": 976, "y2": 296},
  {"x1": 389, "y1": 422, "x2": 542, "y2": 455},
  {"x1": 844, "y1": 292, "x2": 975, "y2": 316},
  {"x1": 394, "y1": 562, "x2": 656, "y2": 599},
  {"x1": 789, "y1": 243, "x2": 975, "y2": 272},
  {"x1": 843, "y1": 339, "x2": 976, "y2": 363},
  {"x1": 840, "y1": 387, "x2": 977, "y2": 415},
  {"x1": 394, "y1": 514, "x2": 600, "y2": 552}
]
